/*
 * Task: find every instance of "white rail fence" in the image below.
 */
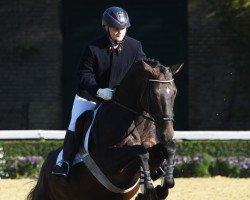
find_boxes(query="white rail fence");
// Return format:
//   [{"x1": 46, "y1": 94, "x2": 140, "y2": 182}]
[{"x1": 0, "y1": 130, "x2": 250, "y2": 140}]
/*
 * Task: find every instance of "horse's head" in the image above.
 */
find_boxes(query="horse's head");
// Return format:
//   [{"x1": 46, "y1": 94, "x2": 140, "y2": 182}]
[
  {"x1": 141, "y1": 59, "x2": 183, "y2": 143},
  {"x1": 113, "y1": 59, "x2": 183, "y2": 143}
]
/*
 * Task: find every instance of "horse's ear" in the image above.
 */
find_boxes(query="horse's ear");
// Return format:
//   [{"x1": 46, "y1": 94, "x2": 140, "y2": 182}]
[
  {"x1": 170, "y1": 63, "x2": 184, "y2": 75},
  {"x1": 142, "y1": 60, "x2": 152, "y2": 72}
]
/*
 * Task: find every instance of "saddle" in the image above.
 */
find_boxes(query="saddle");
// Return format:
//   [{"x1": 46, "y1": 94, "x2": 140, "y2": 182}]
[{"x1": 75, "y1": 109, "x2": 95, "y2": 151}]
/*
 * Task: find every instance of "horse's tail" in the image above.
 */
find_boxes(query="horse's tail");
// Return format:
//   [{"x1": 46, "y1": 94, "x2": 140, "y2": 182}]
[{"x1": 26, "y1": 151, "x2": 54, "y2": 200}]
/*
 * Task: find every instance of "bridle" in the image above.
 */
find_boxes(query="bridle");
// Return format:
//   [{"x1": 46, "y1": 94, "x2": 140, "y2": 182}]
[
  {"x1": 112, "y1": 100, "x2": 154, "y2": 121},
  {"x1": 112, "y1": 78, "x2": 175, "y2": 122}
]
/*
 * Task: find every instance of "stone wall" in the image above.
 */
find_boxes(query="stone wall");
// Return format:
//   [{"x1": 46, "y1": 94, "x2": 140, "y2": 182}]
[
  {"x1": 0, "y1": 0, "x2": 63, "y2": 129},
  {"x1": 188, "y1": 0, "x2": 250, "y2": 130},
  {"x1": 1, "y1": 0, "x2": 249, "y2": 130}
]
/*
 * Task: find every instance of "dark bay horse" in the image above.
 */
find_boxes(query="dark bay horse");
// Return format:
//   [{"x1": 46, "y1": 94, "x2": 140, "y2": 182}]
[{"x1": 27, "y1": 59, "x2": 183, "y2": 200}]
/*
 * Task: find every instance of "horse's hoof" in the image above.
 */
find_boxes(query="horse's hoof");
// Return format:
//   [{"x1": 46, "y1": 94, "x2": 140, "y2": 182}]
[
  {"x1": 164, "y1": 178, "x2": 175, "y2": 188},
  {"x1": 136, "y1": 189, "x2": 159, "y2": 200},
  {"x1": 135, "y1": 193, "x2": 144, "y2": 200},
  {"x1": 155, "y1": 185, "x2": 169, "y2": 199}
]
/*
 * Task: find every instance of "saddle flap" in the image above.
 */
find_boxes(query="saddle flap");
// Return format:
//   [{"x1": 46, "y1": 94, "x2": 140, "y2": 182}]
[{"x1": 75, "y1": 110, "x2": 95, "y2": 149}]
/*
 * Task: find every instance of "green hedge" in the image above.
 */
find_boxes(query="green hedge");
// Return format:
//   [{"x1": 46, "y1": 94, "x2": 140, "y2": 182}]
[
  {"x1": 0, "y1": 140, "x2": 249, "y2": 158},
  {"x1": 174, "y1": 154, "x2": 249, "y2": 178},
  {"x1": 176, "y1": 140, "x2": 250, "y2": 157},
  {"x1": 1, "y1": 154, "x2": 249, "y2": 179},
  {"x1": 0, "y1": 140, "x2": 249, "y2": 178},
  {"x1": 0, "y1": 140, "x2": 63, "y2": 158}
]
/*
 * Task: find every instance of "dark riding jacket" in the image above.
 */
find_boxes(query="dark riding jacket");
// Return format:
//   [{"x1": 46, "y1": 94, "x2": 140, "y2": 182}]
[{"x1": 76, "y1": 34, "x2": 146, "y2": 102}]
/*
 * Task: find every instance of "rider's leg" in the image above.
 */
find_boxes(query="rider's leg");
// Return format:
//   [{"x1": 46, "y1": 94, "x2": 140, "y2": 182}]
[
  {"x1": 51, "y1": 130, "x2": 76, "y2": 177},
  {"x1": 51, "y1": 95, "x2": 96, "y2": 177}
]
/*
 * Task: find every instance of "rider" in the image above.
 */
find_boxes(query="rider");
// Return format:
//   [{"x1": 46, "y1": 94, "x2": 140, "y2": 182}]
[{"x1": 52, "y1": 6, "x2": 146, "y2": 177}]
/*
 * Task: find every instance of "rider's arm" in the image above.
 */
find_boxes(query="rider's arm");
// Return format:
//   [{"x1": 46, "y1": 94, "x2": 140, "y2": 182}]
[{"x1": 77, "y1": 47, "x2": 99, "y2": 97}]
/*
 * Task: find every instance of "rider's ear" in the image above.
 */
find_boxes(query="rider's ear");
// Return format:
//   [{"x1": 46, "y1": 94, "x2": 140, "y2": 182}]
[{"x1": 170, "y1": 63, "x2": 184, "y2": 75}]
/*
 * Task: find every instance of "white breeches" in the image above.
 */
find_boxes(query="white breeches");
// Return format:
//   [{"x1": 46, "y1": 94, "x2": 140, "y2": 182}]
[{"x1": 68, "y1": 95, "x2": 96, "y2": 132}]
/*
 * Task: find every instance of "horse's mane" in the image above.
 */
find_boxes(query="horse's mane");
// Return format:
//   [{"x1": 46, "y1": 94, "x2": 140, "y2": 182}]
[
  {"x1": 115, "y1": 58, "x2": 168, "y2": 101},
  {"x1": 122, "y1": 58, "x2": 167, "y2": 86}
]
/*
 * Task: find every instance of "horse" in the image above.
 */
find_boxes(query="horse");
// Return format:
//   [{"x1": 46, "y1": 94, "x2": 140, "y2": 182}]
[{"x1": 27, "y1": 59, "x2": 183, "y2": 200}]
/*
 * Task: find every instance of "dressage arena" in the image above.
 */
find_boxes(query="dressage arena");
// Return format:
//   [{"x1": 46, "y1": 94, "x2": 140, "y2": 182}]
[{"x1": 0, "y1": 176, "x2": 249, "y2": 200}]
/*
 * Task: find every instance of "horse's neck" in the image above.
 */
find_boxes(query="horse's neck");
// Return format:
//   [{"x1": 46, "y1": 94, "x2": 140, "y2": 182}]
[
  {"x1": 114, "y1": 90, "x2": 139, "y2": 111},
  {"x1": 114, "y1": 63, "x2": 148, "y2": 110},
  {"x1": 115, "y1": 82, "x2": 147, "y2": 112}
]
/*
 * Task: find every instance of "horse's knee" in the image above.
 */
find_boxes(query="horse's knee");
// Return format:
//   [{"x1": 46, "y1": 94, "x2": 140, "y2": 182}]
[
  {"x1": 139, "y1": 152, "x2": 149, "y2": 161},
  {"x1": 163, "y1": 141, "x2": 176, "y2": 156}
]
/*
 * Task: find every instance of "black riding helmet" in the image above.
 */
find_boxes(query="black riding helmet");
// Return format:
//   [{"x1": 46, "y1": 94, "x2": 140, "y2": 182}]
[
  {"x1": 102, "y1": 7, "x2": 131, "y2": 29},
  {"x1": 102, "y1": 7, "x2": 130, "y2": 46}
]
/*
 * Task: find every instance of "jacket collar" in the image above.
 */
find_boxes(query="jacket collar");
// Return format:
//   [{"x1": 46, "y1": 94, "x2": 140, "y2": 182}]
[{"x1": 106, "y1": 35, "x2": 126, "y2": 55}]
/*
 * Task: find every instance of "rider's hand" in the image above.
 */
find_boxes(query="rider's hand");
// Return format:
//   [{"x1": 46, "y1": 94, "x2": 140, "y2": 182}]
[{"x1": 96, "y1": 88, "x2": 114, "y2": 100}]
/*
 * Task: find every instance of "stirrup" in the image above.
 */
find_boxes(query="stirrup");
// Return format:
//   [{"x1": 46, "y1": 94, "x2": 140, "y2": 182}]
[{"x1": 51, "y1": 160, "x2": 70, "y2": 177}]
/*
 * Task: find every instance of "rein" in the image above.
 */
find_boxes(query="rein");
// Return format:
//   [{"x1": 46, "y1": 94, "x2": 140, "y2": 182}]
[
  {"x1": 112, "y1": 100, "x2": 154, "y2": 122},
  {"x1": 112, "y1": 78, "x2": 175, "y2": 122}
]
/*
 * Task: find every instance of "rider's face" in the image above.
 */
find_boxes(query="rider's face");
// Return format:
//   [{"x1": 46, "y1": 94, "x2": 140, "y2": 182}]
[{"x1": 109, "y1": 27, "x2": 127, "y2": 42}]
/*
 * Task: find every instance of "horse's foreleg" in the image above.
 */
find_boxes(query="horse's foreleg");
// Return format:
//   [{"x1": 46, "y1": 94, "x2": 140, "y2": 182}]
[
  {"x1": 139, "y1": 152, "x2": 154, "y2": 191},
  {"x1": 161, "y1": 141, "x2": 176, "y2": 189},
  {"x1": 144, "y1": 141, "x2": 175, "y2": 200}
]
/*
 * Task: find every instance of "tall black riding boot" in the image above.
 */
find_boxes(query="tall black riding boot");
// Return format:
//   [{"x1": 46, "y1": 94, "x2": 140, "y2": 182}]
[{"x1": 51, "y1": 130, "x2": 76, "y2": 177}]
